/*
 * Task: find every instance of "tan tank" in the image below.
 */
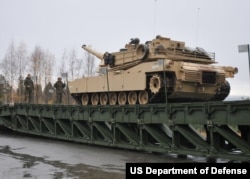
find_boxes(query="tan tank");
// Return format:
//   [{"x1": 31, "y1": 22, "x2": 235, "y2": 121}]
[{"x1": 68, "y1": 35, "x2": 238, "y2": 105}]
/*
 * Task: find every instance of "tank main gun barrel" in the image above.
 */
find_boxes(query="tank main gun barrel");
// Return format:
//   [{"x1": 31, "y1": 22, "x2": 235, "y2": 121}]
[{"x1": 82, "y1": 45, "x2": 104, "y2": 60}]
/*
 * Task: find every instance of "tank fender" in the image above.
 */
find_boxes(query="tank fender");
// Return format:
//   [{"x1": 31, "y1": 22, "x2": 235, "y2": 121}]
[{"x1": 223, "y1": 66, "x2": 238, "y2": 78}]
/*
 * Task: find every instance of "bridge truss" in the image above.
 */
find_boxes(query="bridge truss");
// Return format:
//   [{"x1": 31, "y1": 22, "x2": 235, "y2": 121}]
[{"x1": 0, "y1": 100, "x2": 250, "y2": 162}]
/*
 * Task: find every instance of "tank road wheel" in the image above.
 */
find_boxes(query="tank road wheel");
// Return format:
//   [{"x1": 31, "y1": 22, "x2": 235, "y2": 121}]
[
  {"x1": 109, "y1": 92, "x2": 117, "y2": 105},
  {"x1": 138, "y1": 91, "x2": 149, "y2": 104},
  {"x1": 118, "y1": 92, "x2": 127, "y2": 105},
  {"x1": 81, "y1": 94, "x2": 89, "y2": 105},
  {"x1": 100, "y1": 93, "x2": 108, "y2": 105},
  {"x1": 149, "y1": 74, "x2": 162, "y2": 94},
  {"x1": 128, "y1": 91, "x2": 137, "y2": 105},
  {"x1": 91, "y1": 93, "x2": 99, "y2": 105}
]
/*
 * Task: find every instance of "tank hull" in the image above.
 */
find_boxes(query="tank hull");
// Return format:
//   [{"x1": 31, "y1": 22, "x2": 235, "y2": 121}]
[{"x1": 69, "y1": 59, "x2": 232, "y2": 105}]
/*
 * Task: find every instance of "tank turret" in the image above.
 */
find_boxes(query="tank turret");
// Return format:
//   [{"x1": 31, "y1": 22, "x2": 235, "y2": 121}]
[{"x1": 69, "y1": 35, "x2": 238, "y2": 105}]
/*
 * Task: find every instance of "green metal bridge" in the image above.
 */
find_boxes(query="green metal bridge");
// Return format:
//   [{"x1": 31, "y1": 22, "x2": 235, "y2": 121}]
[{"x1": 0, "y1": 100, "x2": 250, "y2": 162}]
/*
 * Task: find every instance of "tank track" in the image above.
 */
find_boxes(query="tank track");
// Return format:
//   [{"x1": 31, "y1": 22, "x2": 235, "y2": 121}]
[
  {"x1": 71, "y1": 79, "x2": 230, "y2": 105},
  {"x1": 148, "y1": 80, "x2": 231, "y2": 103},
  {"x1": 211, "y1": 80, "x2": 230, "y2": 101}
]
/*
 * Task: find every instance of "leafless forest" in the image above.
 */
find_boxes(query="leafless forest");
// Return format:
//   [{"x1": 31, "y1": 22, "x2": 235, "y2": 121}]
[{"x1": 0, "y1": 40, "x2": 97, "y2": 105}]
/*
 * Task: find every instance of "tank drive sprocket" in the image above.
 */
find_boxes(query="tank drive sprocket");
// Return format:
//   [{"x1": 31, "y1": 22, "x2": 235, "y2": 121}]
[
  {"x1": 211, "y1": 80, "x2": 231, "y2": 101},
  {"x1": 149, "y1": 74, "x2": 163, "y2": 94}
]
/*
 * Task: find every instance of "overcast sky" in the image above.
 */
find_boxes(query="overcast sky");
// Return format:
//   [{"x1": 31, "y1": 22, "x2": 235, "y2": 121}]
[{"x1": 0, "y1": 0, "x2": 250, "y2": 97}]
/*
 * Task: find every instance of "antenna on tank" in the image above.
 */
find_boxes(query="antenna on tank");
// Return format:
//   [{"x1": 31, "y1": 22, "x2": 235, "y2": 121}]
[
  {"x1": 153, "y1": 0, "x2": 157, "y2": 36},
  {"x1": 195, "y1": 8, "x2": 200, "y2": 47}
]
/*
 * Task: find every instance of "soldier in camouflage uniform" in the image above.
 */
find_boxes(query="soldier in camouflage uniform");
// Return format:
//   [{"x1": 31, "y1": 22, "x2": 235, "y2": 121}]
[
  {"x1": 54, "y1": 77, "x2": 66, "y2": 104},
  {"x1": 24, "y1": 74, "x2": 34, "y2": 103}
]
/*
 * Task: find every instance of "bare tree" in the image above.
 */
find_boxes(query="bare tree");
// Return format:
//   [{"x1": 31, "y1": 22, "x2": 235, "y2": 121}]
[
  {"x1": 0, "y1": 41, "x2": 18, "y2": 84},
  {"x1": 68, "y1": 48, "x2": 77, "y2": 80},
  {"x1": 84, "y1": 51, "x2": 96, "y2": 77},
  {"x1": 30, "y1": 46, "x2": 45, "y2": 103},
  {"x1": 41, "y1": 50, "x2": 55, "y2": 104},
  {"x1": 75, "y1": 57, "x2": 84, "y2": 79},
  {"x1": 0, "y1": 40, "x2": 100, "y2": 104},
  {"x1": 59, "y1": 49, "x2": 68, "y2": 76},
  {"x1": 0, "y1": 40, "x2": 19, "y2": 103},
  {"x1": 16, "y1": 41, "x2": 28, "y2": 79},
  {"x1": 30, "y1": 46, "x2": 44, "y2": 82},
  {"x1": 43, "y1": 49, "x2": 55, "y2": 86},
  {"x1": 16, "y1": 41, "x2": 28, "y2": 102}
]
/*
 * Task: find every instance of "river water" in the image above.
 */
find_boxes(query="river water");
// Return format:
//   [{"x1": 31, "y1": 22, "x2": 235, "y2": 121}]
[{"x1": 0, "y1": 129, "x2": 234, "y2": 179}]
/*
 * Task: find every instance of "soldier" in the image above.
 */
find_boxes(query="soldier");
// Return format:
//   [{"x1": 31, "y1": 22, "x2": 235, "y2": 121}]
[
  {"x1": 54, "y1": 77, "x2": 66, "y2": 104},
  {"x1": 24, "y1": 74, "x2": 34, "y2": 103}
]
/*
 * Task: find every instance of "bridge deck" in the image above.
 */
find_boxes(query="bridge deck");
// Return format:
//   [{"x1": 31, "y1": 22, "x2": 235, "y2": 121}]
[{"x1": 0, "y1": 100, "x2": 250, "y2": 161}]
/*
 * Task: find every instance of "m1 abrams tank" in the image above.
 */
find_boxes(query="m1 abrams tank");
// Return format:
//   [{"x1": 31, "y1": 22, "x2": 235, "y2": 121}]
[{"x1": 68, "y1": 35, "x2": 238, "y2": 105}]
